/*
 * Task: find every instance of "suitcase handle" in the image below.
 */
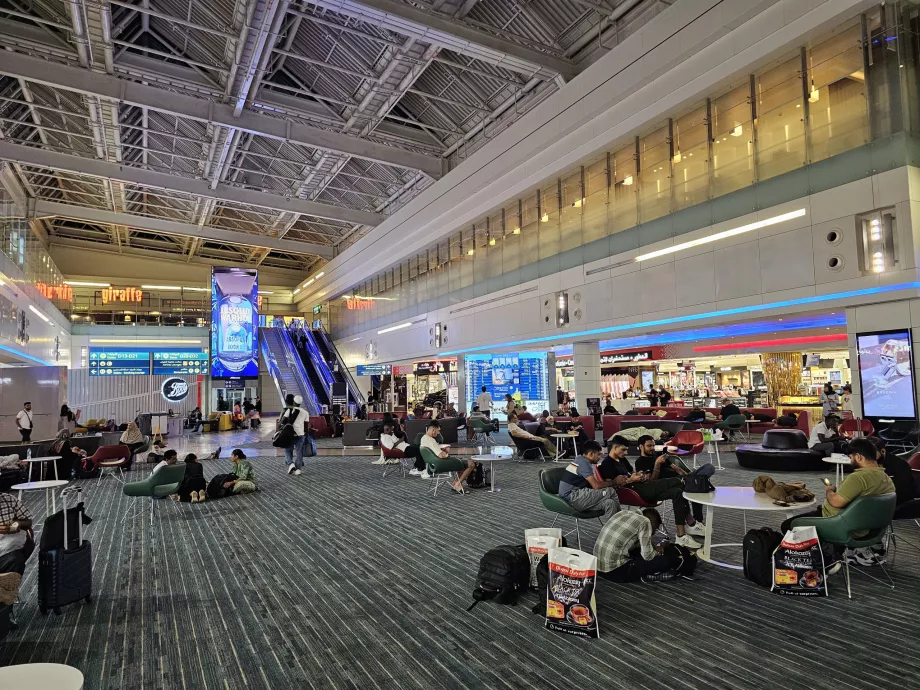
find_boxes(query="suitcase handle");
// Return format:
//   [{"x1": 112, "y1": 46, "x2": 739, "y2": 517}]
[{"x1": 60, "y1": 486, "x2": 84, "y2": 548}]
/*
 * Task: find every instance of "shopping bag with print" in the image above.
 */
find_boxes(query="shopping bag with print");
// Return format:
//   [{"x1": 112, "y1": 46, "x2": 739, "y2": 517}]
[
  {"x1": 771, "y1": 526, "x2": 827, "y2": 597},
  {"x1": 544, "y1": 547, "x2": 599, "y2": 639},
  {"x1": 524, "y1": 528, "x2": 562, "y2": 589}
]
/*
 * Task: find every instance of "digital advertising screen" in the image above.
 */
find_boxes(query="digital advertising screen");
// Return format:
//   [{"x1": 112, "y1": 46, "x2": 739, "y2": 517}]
[
  {"x1": 211, "y1": 267, "x2": 258, "y2": 377},
  {"x1": 856, "y1": 329, "x2": 916, "y2": 419},
  {"x1": 465, "y1": 352, "x2": 549, "y2": 416}
]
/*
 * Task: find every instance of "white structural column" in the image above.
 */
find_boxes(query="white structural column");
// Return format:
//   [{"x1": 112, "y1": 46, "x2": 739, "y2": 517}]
[
  {"x1": 845, "y1": 299, "x2": 920, "y2": 421},
  {"x1": 572, "y1": 342, "x2": 601, "y2": 418}
]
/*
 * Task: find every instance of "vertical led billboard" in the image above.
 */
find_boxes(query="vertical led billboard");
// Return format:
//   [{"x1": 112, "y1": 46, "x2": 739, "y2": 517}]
[
  {"x1": 856, "y1": 329, "x2": 916, "y2": 419},
  {"x1": 211, "y1": 268, "x2": 258, "y2": 377}
]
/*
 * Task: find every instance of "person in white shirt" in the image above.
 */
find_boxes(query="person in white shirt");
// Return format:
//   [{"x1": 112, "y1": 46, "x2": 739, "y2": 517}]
[
  {"x1": 507, "y1": 413, "x2": 557, "y2": 458},
  {"x1": 419, "y1": 421, "x2": 476, "y2": 494},
  {"x1": 15, "y1": 402, "x2": 32, "y2": 443},
  {"x1": 0, "y1": 491, "x2": 32, "y2": 605},
  {"x1": 279, "y1": 394, "x2": 309, "y2": 476},
  {"x1": 808, "y1": 414, "x2": 842, "y2": 456},
  {"x1": 378, "y1": 424, "x2": 426, "y2": 476},
  {"x1": 475, "y1": 386, "x2": 492, "y2": 414},
  {"x1": 153, "y1": 449, "x2": 178, "y2": 474}
]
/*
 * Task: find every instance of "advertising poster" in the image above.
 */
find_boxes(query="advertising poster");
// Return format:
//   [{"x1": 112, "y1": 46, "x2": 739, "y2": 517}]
[
  {"x1": 856, "y1": 330, "x2": 916, "y2": 418},
  {"x1": 211, "y1": 268, "x2": 259, "y2": 377}
]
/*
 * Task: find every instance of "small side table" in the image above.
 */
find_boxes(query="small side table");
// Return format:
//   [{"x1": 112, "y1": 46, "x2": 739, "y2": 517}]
[
  {"x1": 471, "y1": 453, "x2": 512, "y2": 492},
  {"x1": 0, "y1": 663, "x2": 84, "y2": 689},
  {"x1": 551, "y1": 433, "x2": 578, "y2": 460},
  {"x1": 23, "y1": 455, "x2": 62, "y2": 482},
  {"x1": 12, "y1": 479, "x2": 70, "y2": 516}
]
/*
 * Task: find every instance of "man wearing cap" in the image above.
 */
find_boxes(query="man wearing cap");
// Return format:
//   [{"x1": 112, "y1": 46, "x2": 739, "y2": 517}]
[{"x1": 279, "y1": 394, "x2": 309, "y2": 476}]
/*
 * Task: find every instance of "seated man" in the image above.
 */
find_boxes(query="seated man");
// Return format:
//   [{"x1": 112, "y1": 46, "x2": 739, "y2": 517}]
[
  {"x1": 153, "y1": 449, "x2": 178, "y2": 474},
  {"x1": 596, "y1": 508, "x2": 693, "y2": 583},
  {"x1": 508, "y1": 413, "x2": 557, "y2": 458},
  {"x1": 537, "y1": 413, "x2": 560, "y2": 438},
  {"x1": 420, "y1": 421, "x2": 475, "y2": 492},
  {"x1": 599, "y1": 439, "x2": 703, "y2": 549},
  {"x1": 517, "y1": 406, "x2": 536, "y2": 422},
  {"x1": 0, "y1": 491, "x2": 32, "y2": 605},
  {"x1": 466, "y1": 406, "x2": 496, "y2": 443},
  {"x1": 380, "y1": 423, "x2": 426, "y2": 476},
  {"x1": 634, "y1": 435, "x2": 705, "y2": 532},
  {"x1": 808, "y1": 414, "x2": 844, "y2": 457},
  {"x1": 781, "y1": 438, "x2": 895, "y2": 566},
  {"x1": 719, "y1": 399, "x2": 743, "y2": 440},
  {"x1": 557, "y1": 440, "x2": 620, "y2": 517}
]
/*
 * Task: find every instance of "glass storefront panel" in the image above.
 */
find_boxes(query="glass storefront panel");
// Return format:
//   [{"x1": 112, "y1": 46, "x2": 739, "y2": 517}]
[
  {"x1": 672, "y1": 104, "x2": 710, "y2": 210},
  {"x1": 711, "y1": 82, "x2": 754, "y2": 196},
  {"x1": 638, "y1": 124, "x2": 671, "y2": 223},
  {"x1": 756, "y1": 54, "x2": 806, "y2": 180}
]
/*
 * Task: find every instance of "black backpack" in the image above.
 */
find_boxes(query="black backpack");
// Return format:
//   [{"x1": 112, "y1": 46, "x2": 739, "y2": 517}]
[
  {"x1": 207, "y1": 473, "x2": 238, "y2": 499},
  {"x1": 743, "y1": 527, "x2": 782, "y2": 587},
  {"x1": 465, "y1": 462, "x2": 491, "y2": 489},
  {"x1": 467, "y1": 545, "x2": 530, "y2": 611}
]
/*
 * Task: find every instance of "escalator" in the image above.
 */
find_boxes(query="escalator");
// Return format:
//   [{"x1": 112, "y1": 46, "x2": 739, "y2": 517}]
[
  {"x1": 259, "y1": 327, "x2": 320, "y2": 414},
  {"x1": 314, "y1": 328, "x2": 365, "y2": 408},
  {"x1": 289, "y1": 328, "x2": 330, "y2": 409}
]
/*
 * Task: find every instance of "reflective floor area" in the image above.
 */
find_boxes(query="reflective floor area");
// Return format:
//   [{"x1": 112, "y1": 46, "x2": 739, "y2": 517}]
[{"x1": 2, "y1": 426, "x2": 919, "y2": 689}]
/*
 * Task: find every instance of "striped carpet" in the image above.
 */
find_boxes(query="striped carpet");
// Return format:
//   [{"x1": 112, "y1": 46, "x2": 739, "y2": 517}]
[{"x1": 2, "y1": 427, "x2": 920, "y2": 690}]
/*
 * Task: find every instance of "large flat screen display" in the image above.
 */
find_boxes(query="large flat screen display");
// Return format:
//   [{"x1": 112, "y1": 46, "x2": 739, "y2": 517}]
[
  {"x1": 211, "y1": 267, "x2": 258, "y2": 377},
  {"x1": 465, "y1": 353, "x2": 548, "y2": 416},
  {"x1": 856, "y1": 329, "x2": 916, "y2": 419}
]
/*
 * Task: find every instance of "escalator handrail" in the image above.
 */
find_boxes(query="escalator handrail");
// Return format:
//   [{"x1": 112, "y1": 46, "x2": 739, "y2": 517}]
[
  {"x1": 316, "y1": 327, "x2": 366, "y2": 406},
  {"x1": 278, "y1": 327, "x2": 321, "y2": 415},
  {"x1": 300, "y1": 328, "x2": 336, "y2": 393},
  {"x1": 259, "y1": 329, "x2": 290, "y2": 402}
]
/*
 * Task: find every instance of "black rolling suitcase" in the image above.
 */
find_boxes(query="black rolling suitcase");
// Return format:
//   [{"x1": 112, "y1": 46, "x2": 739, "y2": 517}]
[{"x1": 38, "y1": 486, "x2": 92, "y2": 615}]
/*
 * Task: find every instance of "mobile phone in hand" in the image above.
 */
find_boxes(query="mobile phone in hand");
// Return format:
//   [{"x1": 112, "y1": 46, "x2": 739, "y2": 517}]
[{"x1": 822, "y1": 477, "x2": 831, "y2": 486}]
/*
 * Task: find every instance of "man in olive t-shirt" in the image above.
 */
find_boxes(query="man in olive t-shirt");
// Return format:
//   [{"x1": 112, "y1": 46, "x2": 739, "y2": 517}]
[{"x1": 782, "y1": 438, "x2": 894, "y2": 533}]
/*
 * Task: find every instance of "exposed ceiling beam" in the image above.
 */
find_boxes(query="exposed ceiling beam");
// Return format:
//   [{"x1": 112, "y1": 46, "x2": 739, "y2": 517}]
[
  {"x1": 34, "y1": 200, "x2": 336, "y2": 258},
  {"x1": 0, "y1": 141, "x2": 383, "y2": 226},
  {"x1": 0, "y1": 50, "x2": 444, "y2": 177},
  {"x1": 305, "y1": 0, "x2": 574, "y2": 79}
]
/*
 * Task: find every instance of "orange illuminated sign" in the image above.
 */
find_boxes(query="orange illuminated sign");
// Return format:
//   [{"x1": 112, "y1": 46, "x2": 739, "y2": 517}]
[
  {"x1": 101, "y1": 287, "x2": 144, "y2": 304},
  {"x1": 347, "y1": 298, "x2": 373, "y2": 310},
  {"x1": 36, "y1": 283, "x2": 73, "y2": 301}
]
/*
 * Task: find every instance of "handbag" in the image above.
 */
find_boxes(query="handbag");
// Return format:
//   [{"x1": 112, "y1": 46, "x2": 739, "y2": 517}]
[
  {"x1": 272, "y1": 409, "x2": 299, "y2": 448},
  {"x1": 683, "y1": 463, "x2": 716, "y2": 493}
]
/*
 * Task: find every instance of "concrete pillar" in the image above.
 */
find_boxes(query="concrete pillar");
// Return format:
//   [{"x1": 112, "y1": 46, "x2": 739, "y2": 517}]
[
  {"x1": 573, "y1": 341, "x2": 601, "y2": 416},
  {"x1": 845, "y1": 299, "x2": 920, "y2": 422}
]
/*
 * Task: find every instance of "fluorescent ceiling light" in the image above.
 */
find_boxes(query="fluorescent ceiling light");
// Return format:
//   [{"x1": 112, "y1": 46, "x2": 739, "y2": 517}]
[
  {"x1": 65, "y1": 281, "x2": 110, "y2": 287},
  {"x1": 28, "y1": 305, "x2": 50, "y2": 323},
  {"x1": 139, "y1": 285, "x2": 208, "y2": 291},
  {"x1": 377, "y1": 322, "x2": 413, "y2": 334},
  {"x1": 257, "y1": 291, "x2": 273, "y2": 295},
  {"x1": 315, "y1": 272, "x2": 325, "y2": 279},
  {"x1": 293, "y1": 288, "x2": 301, "y2": 295},
  {"x1": 634, "y1": 209, "x2": 806, "y2": 262}
]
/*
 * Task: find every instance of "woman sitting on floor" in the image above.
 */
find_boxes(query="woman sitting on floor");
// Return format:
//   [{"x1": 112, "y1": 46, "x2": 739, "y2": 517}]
[
  {"x1": 176, "y1": 453, "x2": 209, "y2": 503},
  {"x1": 224, "y1": 449, "x2": 257, "y2": 494}
]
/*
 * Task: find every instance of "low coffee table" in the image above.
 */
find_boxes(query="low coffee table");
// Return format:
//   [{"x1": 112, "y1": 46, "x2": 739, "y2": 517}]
[
  {"x1": 13, "y1": 479, "x2": 70, "y2": 515},
  {"x1": 823, "y1": 453, "x2": 851, "y2": 486},
  {"x1": 551, "y1": 433, "x2": 578, "y2": 460},
  {"x1": 471, "y1": 452, "x2": 512, "y2": 493}
]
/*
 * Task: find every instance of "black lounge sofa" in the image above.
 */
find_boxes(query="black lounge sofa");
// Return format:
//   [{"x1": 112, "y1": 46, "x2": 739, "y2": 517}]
[{"x1": 735, "y1": 429, "x2": 827, "y2": 471}]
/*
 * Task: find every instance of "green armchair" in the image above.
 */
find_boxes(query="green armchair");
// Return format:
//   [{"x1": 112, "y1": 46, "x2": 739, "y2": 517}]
[
  {"x1": 791, "y1": 493, "x2": 897, "y2": 598},
  {"x1": 420, "y1": 446, "x2": 466, "y2": 497},
  {"x1": 715, "y1": 414, "x2": 747, "y2": 440},
  {"x1": 538, "y1": 467, "x2": 604, "y2": 550},
  {"x1": 123, "y1": 463, "x2": 187, "y2": 525},
  {"x1": 468, "y1": 417, "x2": 495, "y2": 444}
]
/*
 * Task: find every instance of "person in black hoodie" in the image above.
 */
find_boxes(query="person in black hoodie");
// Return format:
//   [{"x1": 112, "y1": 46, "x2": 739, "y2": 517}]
[{"x1": 174, "y1": 453, "x2": 208, "y2": 503}]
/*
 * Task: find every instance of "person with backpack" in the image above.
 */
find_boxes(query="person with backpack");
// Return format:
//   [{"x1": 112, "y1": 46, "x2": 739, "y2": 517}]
[
  {"x1": 595, "y1": 508, "x2": 696, "y2": 583},
  {"x1": 279, "y1": 395, "x2": 308, "y2": 476},
  {"x1": 557, "y1": 440, "x2": 621, "y2": 517}
]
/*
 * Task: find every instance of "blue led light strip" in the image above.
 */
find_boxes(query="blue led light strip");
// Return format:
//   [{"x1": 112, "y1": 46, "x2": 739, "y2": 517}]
[
  {"x1": 439, "y1": 281, "x2": 920, "y2": 356},
  {"x1": 0, "y1": 343, "x2": 54, "y2": 366}
]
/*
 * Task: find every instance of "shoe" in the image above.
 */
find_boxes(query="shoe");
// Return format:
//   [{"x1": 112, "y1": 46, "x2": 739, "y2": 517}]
[
  {"x1": 409, "y1": 469, "x2": 422, "y2": 476},
  {"x1": 827, "y1": 562, "x2": 842, "y2": 576},
  {"x1": 419, "y1": 470, "x2": 432, "y2": 479},
  {"x1": 371, "y1": 458, "x2": 386, "y2": 465},
  {"x1": 641, "y1": 572, "x2": 676, "y2": 583},
  {"x1": 676, "y1": 535, "x2": 702, "y2": 549},
  {"x1": 209, "y1": 446, "x2": 221, "y2": 460},
  {"x1": 684, "y1": 523, "x2": 706, "y2": 537},
  {"x1": 847, "y1": 549, "x2": 880, "y2": 567},
  {"x1": 0, "y1": 572, "x2": 21, "y2": 606},
  {"x1": 287, "y1": 463, "x2": 296, "y2": 474},
  {"x1": 386, "y1": 459, "x2": 401, "y2": 465},
  {"x1": 294, "y1": 469, "x2": 302, "y2": 476}
]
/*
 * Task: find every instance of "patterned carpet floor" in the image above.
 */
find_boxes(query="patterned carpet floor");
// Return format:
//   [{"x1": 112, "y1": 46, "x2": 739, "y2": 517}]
[{"x1": 2, "y1": 427, "x2": 920, "y2": 689}]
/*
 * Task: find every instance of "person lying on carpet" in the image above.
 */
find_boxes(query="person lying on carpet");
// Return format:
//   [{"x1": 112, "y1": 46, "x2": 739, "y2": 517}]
[{"x1": 175, "y1": 453, "x2": 208, "y2": 503}]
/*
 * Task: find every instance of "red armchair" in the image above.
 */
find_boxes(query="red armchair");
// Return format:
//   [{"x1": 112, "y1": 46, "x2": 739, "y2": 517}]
[
  {"x1": 310, "y1": 416, "x2": 332, "y2": 438},
  {"x1": 90, "y1": 444, "x2": 131, "y2": 483},
  {"x1": 839, "y1": 418, "x2": 874, "y2": 439},
  {"x1": 665, "y1": 431, "x2": 705, "y2": 468},
  {"x1": 616, "y1": 487, "x2": 660, "y2": 508},
  {"x1": 380, "y1": 443, "x2": 410, "y2": 478},
  {"x1": 906, "y1": 454, "x2": 920, "y2": 471}
]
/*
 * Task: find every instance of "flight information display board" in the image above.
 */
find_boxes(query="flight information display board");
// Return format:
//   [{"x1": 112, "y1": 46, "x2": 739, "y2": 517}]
[
  {"x1": 465, "y1": 352, "x2": 549, "y2": 416},
  {"x1": 88, "y1": 349, "x2": 152, "y2": 376},
  {"x1": 153, "y1": 351, "x2": 209, "y2": 375},
  {"x1": 89, "y1": 348, "x2": 209, "y2": 376}
]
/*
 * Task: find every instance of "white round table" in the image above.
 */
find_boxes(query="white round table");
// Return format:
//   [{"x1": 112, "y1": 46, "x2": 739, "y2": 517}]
[
  {"x1": 551, "y1": 433, "x2": 578, "y2": 460},
  {"x1": 471, "y1": 453, "x2": 512, "y2": 492},
  {"x1": 0, "y1": 663, "x2": 83, "y2": 688},
  {"x1": 13, "y1": 479, "x2": 70, "y2": 515},
  {"x1": 23, "y1": 455, "x2": 62, "y2": 482},
  {"x1": 823, "y1": 454, "x2": 850, "y2": 486},
  {"x1": 683, "y1": 486, "x2": 816, "y2": 569},
  {"x1": 703, "y1": 435, "x2": 725, "y2": 470}
]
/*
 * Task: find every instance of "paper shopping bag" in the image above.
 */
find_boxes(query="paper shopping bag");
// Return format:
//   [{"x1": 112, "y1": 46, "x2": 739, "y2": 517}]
[
  {"x1": 524, "y1": 528, "x2": 562, "y2": 589},
  {"x1": 544, "y1": 547, "x2": 599, "y2": 639},
  {"x1": 771, "y1": 526, "x2": 828, "y2": 597}
]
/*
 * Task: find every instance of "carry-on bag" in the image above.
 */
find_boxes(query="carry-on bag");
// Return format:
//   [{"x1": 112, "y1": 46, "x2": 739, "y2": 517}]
[{"x1": 38, "y1": 486, "x2": 92, "y2": 615}]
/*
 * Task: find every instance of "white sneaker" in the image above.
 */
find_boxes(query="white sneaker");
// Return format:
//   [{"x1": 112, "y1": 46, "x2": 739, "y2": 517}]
[
  {"x1": 684, "y1": 523, "x2": 706, "y2": 537},
  {"x1": 419, "y1": 470, "x2": 432, "y2": 479},
  {"x1": 293, "y1": 469, "x2": 302, "y2": 476},
  {"x1": 386, "y1": 459, "x2": 400, "y2": 465},
  {"x1": 287, "y1": 463, "x2": 296, "y2": 474},
  {"x1": 409, "y1": 469, "x2": 422, "y2": 476},
  {"x1": 371, "y1": 458, "x2": 386, "y2": 465},
  {"x1": 676, "y1": 534, "x2": 702, "y2": 549}
]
